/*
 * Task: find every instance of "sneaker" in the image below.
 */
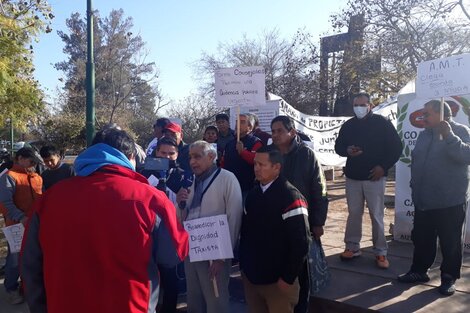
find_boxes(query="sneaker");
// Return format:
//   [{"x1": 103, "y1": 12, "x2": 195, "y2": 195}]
[
  {"x1": 340, "y1": 249, "x2": 361, "y2": 260},
  {"x1": 376, "y1": 255, "x2": 390, "y2": 269},
  {"x1": 439, "y1": 274, "x2": 456, "y2": 296},
  {"x1": 397, "y1": 271, "x2": 430, "y2": 283},
  {"x1": 6, "y1": 289, "x2": 24, "y2": 305}
]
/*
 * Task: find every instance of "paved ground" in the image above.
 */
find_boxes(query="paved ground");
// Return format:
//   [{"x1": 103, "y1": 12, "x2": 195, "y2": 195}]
[{"x1": 1, "y1": 171, "x2": 469, "y2": 312}]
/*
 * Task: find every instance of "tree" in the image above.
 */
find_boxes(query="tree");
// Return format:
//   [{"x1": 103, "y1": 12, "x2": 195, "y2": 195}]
[
  {"x1": 52, "y1": 9, "x2": 167, "y2": 148},
  {"x1": 330, "y1": 0, "x2": 470, "y2": 96},
  {"x1": 194, "y1": 29, "x2": 321, "y2": 114},
  {"x1": 166, "y1": 94, "x2": 220, "y2": 143},
  {"x1": 0, "y1": 0, "x2": 54, "y2": 130}
]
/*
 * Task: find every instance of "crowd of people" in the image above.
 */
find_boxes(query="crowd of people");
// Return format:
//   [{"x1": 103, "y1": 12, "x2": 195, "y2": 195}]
[{"x1": 0, "y1": 92, "x2": 470, "y2": 313}]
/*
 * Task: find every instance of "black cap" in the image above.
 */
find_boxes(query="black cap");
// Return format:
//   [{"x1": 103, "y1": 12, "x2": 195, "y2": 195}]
[{"x1": 215, "y1": 113, "x2": 229, "y2": 122}]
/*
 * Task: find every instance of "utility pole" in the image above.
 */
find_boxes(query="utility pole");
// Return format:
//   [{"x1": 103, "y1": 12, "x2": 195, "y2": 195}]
[{"x1": 86, "y1": 0, "x2": 96, "y2": 146}]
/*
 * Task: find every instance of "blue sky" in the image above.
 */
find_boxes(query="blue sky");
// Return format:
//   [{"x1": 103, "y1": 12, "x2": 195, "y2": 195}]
[{"x1": 33, "y1": 0, "x2": 346, "y2": 104}]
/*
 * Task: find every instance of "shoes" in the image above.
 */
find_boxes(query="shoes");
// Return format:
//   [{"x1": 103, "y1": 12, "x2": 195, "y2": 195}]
[
  {"x1": 6, "y1": 289, "x2": 24, "y2": 305},
  {"x1": 340, "y1": 249, "x2": 361, "y2": 260},
  {"x1": 376, "y1": 255, "x2": 389, "y2": 269},
  {"x1": 439, "y1": 274, "x2": 456, "y2": 296},
  {"x1": 397, "y1": 271, "x2": 430, "y2": 283}
]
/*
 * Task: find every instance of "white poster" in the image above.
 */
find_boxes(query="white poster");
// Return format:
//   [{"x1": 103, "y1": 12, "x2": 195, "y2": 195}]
[
  {"x1": 394, "y1": 89, "x2": 470, "y2": 252},
  {"x1": 214, "y1": 66, "x2": 266, "y2": 108},
  {"x1": 229, "y1": 101, "x2": 279, "y2": 133},
  {"x1": 183, "y1": 214, "x2": 234, "y2": 262},
  {"x1": 2, "y1": 223, "x2": 25, "y2": 253},
  {"x1": 416, "y1": 53, "x2": 470, "y2": 99}
]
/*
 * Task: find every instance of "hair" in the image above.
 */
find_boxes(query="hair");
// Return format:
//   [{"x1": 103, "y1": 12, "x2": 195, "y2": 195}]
[
  {"x1": 156, "y1": 137, "x2": 178, "y2": 151},
  {"x1": 39, "y1": 145, "x2": 61, "y2": 159},
  {"x1": 190, "y1": 140, "x2": 217, "y2": 163},
  {"x1": 250, "y1": 113, "x2": 260, "y2": 128},
  {"x1": 353, "y1": 92, "x2": 371, "y2": 102},
  {"x1": 15, "y1": 147, "x2": 40, "y2": 164},
  {"x1": 240, "y1": 113, "x2": 255, "y2": 128},
  {"x1": 154, "y1": 117, "x2": 171, "y2": 129},
  {"x1": 92, "y1": 128, "x2": 136, "y2": 158},
  {"x1": 215, "y1": 113, "x2": 229, "y2": 122},
  {"x1": 204, "y1": 125, "x2": 218, "y2": 133},
  {"x1": 256, "y1": 145, "x2": 283, "y2": 166},
  {"x1": 271, "y1": 115, "x2": 295, "y2": 131},
  {"x1": 424, "y1": 100, "x2": 452, "y2": 119}
]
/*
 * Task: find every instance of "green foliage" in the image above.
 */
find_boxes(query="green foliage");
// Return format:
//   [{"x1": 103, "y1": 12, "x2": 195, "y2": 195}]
[
  {"x1": 0, "y1": 0, "x2": 54, "y2": 129},
  {"x1": 42, "y1": 9, "x2": 167, "y2": 150}
]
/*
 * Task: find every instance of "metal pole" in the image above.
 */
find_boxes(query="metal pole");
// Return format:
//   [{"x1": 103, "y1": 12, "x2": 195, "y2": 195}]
[
  {"x1": 9, "y1": 117, "x2": 13, "y2": 157},
  {"x1": 86, "y1": 0, "x2": 96, "y2": 146}
]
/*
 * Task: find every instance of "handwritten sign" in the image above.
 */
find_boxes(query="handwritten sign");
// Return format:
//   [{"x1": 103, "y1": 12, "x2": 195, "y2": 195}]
[
  {"x1": 416, "y1": 53, "x2": 470, "y2": 99},
  {"x1": 183, "y1": 214, "x2": 233, "y2": 262},
  {"x1": 2, "y1": 223, "x2": 25, "y2": 253},
  {"x1": 214, "y1": 66, "x2": 266, "y2": 108}
]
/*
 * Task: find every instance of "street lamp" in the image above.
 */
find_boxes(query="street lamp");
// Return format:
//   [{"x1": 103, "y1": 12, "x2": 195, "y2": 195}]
[{"x1": 5, "y1": 117, "x2": 13, "y2": 156}]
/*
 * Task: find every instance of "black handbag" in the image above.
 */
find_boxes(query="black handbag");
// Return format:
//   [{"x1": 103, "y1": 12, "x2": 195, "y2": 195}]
[{"x1": 308, "y1": 238, "x2": 331, "y2": 294}]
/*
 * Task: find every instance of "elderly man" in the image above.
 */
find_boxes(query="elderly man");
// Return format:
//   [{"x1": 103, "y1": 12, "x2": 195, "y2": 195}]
[
  {"x1": 177, "y1": 141, "x2": 243, "y2": 313},
  {"x1": 398, "y1": 101, "x2": 470, "y2": 296},
  {"x1": 222, "y1": 113, "x2": 262, "y2": 198},
  {"x1": 240, "y1": 145, "x2": 310, "y2": 313},
  {"x1": 21, "y1": 128, "x2": 188, "y2": 313}
]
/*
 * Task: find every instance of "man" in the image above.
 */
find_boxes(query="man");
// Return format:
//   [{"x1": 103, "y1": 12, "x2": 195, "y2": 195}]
[
  {"x1": 177, "y1": 141, "x2": 243, "y2": 313},
  {"x1": 163, "y1": 122, "x2": 191, "y2": 173},
  {"x1": 240, "y1": 145, "x2": 310, "y2": 313},
  {"x1": 21, "y1": 128, "x2": 189, "y2": 313},
  {"x1": 250, "y1": 113, "x2": 271, "y2": 146},
  {"x1": 146, "y1": 117, "x2": 171, "y2": 156},
  {"x1": 270, "y1": 115, "x2": 328, "y2": 312},
  {"x1": 398, "y1": 101, "x2": 470, "y2": 296},
  {"x1": 222, "y1": 113, "x2": 262, "y2": 197},
  {"x1": 141, "y1": 136, "x2": 185, "y2": 313},
  {"x1": 0, "y1": 148, "x2": 42, "y2": 305},
  {"x1": 334, "y1": 92, "x2": 402, "y2": 269},
  {"x1": 39, "y1": 145, "x2": 74, "y2": 190},
  {"x1": 215, "y1": 113, "x2": 235, "y2": 153}
]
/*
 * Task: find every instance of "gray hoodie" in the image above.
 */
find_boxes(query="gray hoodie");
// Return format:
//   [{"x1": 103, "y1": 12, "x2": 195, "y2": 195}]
[{"x1": 411, "y1": 120, "x2": 470, "y2": 210}]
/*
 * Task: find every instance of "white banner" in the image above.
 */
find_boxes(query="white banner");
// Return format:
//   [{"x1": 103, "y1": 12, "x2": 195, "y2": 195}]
[
  {"x1": 214, "y1": 66, "x2": 266, "y2": 108},
  {"x1": 394, "y1": 91, "x2": 470, "y2": 252},
  {"x1": 183, "y1": 214, "x2": 234, "y2": 262},
  {"x1": 416, "y1": 53, "x2": 470, "y2": 99}
]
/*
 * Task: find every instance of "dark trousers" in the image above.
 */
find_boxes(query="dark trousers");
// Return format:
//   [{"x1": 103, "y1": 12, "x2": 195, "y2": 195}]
[
  {"x1": 158, "y1": 265, "x2": 179, "y2": 313},
  {"x1": 293, "y1": 263, "x2": 309, "y2": 313},
  {"x1": 410, "y1": 203, "x2": 467, "y2": 279}
]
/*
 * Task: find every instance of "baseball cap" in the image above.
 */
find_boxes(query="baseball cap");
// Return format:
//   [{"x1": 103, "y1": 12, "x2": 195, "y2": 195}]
[{"x1": 164, "y1": 122, "x2": 182, "y2": 134}]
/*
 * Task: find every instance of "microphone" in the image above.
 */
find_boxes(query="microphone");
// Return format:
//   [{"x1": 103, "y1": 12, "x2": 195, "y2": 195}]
[{"x1": 178, "y1": 171, "x2": 193, "y2": 210}]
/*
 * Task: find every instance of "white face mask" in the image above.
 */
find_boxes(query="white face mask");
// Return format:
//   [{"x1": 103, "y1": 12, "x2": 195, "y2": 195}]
[{"x1": 353, "y1": 106, "x2": 369, "y2": 119}]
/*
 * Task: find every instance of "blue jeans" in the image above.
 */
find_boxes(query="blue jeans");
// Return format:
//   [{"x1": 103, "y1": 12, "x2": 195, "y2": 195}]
[{"x1": 4, "y1": 248, "x2": 20, "y2": 292}]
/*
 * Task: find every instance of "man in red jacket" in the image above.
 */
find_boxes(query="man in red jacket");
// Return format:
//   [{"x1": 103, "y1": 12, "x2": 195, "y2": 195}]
[{"x1": 21, "y1": 128, "x2": 189, "y2": 313}]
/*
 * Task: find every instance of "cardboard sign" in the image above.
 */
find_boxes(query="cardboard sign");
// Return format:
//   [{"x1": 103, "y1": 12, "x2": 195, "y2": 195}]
[
  {"x1": 416, "y1": 53, "x2": 470, "y2": 99},
  {"x1": 183, "y1": 214, "x2": 234, "y2": 262},
  {"x1": 214, "y1": 66, "x2": 266, "y2": 107}
]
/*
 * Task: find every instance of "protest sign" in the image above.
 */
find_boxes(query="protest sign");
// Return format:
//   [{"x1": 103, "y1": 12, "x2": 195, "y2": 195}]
[
  {"x1": 416, "y1": 53, "x2": 470, "y2": 99},
  {"x1": 183, "y1": 214, "x2": 233, "y2": 262},
  {"x1": 214, "y1": 66, "x2": 266, "y2": 108},
  {"x1": 2, "y1": 223, "x2": 25, "y2": 253}
]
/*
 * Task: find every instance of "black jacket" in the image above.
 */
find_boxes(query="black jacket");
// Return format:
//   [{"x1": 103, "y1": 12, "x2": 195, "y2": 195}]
[
  {"x1": 334, "y1": 112, "x2": 402, "y2": 180},
  {"x1": 279, "y1": 136, "x2": 329, "y2": 228},
  {"x1": 240, "y1": 176, "x2": 310, "y2": 285}
]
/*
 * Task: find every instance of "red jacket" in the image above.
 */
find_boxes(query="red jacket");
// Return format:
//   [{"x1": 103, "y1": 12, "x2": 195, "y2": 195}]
[{"x1": 22, "y1": 165, "x2": 188, "y2": 313}]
